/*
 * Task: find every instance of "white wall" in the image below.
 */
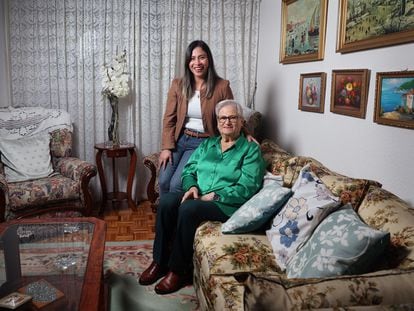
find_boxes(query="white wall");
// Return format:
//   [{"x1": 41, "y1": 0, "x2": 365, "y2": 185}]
[
  {"x1": 0, "y1": 1, "x2": 10, "y2": 108},
  {"x1": 256, "y1": 0, "x2": 414, "y2": 205}
]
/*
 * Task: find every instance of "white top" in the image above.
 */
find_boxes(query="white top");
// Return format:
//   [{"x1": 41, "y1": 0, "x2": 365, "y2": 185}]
[{"x1": 184, "y1": 91, "x2": 205, "y2": 132}]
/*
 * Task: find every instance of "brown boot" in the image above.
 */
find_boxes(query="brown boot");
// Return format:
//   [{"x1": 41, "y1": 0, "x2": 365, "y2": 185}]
[
  {"x1": 154, "y1": 271, "x2": 192, "y2": 295},
  {"x1": 139, "y1": 261, "x2": 168, "y2": 286}
]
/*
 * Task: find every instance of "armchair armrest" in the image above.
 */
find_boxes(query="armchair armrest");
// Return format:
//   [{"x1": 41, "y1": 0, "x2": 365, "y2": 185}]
[
  {"x1": 54, "y1": 157, "x2": 97, "y2": 215},
  {"x1": 0, "y1": 173, "x2": 9, "y2": 222},
  {"x1": 143, "y1": 152, "x2": 160, "y2": 209},
  {"x1": 54, "y1": 157, "x2": 96, "y2": 181}
]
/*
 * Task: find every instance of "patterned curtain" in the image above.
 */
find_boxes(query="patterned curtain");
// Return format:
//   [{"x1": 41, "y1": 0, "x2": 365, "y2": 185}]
[{"x1": 6, "y1": 0, "x2": 261, "y2": 198}]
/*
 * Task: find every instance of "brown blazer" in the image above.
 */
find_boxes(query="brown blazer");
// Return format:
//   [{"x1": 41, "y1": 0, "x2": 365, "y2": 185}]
[{"x1": 161, "y1": 78, "x2": 234, "y2": 150}]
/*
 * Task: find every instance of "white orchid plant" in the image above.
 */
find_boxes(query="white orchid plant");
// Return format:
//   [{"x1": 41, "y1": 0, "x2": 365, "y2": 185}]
[{"x1": 102, "y1": 50, "x2": 130, "y2": 100}]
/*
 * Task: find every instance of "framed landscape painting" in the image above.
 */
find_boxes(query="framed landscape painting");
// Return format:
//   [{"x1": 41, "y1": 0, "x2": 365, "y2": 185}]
[
  {"x1": 280, "y1": 0, "x2": 328, "y2": 64},
  {"x1": 298, "y1": 72, "x2": 326, "y2": 113},
  {"x1": 337, "y1": 0, "x2": 414, "y2": 53},
  {"x1": 330, "y1": 69, "x2": 370, "y2": 119},
  {"x1": 374, "y1": 71, "x2": 414, "y2": 130}
]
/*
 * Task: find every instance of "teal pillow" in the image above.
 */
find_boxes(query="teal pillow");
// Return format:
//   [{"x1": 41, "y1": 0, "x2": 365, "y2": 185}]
[
  {"x1": 286, "y1": 204, "x2": 390, "y2": 278},
  {"x1": 221, "y1": 173, "x2": 292, "y2": 234}
]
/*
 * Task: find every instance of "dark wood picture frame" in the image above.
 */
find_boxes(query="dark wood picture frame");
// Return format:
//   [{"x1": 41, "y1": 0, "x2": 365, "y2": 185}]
[
  {"x1": 299, "y1": 72, "x2": 326, "y2": 113},
  {"x1": 374, "y1": 71, "x2": 414, "y2": 130},
  {"x1": 336, "y1": 0, "x2": 414, "y2": 53},
  {"x1": 330, "y1": 69, "x2": 370, "y2": 119},
  {"x1": 280, "y1": 0, "x2": 328, "y2": 64}
]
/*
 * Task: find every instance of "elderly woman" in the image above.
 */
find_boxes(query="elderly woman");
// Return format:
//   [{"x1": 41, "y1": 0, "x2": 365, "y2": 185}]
[{"x1": 139, "y1": 99, "x2": 265, "y2": 294}]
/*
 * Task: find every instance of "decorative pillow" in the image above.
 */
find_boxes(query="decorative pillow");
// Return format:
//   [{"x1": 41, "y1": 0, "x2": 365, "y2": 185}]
[
  {"x1": 221, "y1": 172, "x2": 292, "y2": 234},
  {"x1": 266, "y1": 164, "x2": 340, "y2": 271},
  {"x1": 0, "y1": 133, "x2": 53, "y2": 182},
  {"x1": 286, "y1": 204, "x2": 390, "y2": 278}
]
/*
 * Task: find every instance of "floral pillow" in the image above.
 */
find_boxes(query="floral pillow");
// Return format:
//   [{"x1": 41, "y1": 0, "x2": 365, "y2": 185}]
[
  {"x1": 286, "y1": 204, "x2": 390, "y2": 278},
  {"x1": 221, "y1": 172, "x2": 292, "y2": 234},
  {"x1": 266, "y1": 164, "x2": 341, "y2": 271}
]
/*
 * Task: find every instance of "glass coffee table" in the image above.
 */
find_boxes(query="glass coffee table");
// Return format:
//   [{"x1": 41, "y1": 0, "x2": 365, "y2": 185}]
[{"x1": 0, "y1": 217, "x2": 106, "y2": 311}]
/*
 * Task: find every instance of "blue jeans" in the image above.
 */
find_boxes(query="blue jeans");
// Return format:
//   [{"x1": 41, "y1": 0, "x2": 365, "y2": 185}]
[{"x1": 158, "y1": 133, "x2": 205, "y2": 196}]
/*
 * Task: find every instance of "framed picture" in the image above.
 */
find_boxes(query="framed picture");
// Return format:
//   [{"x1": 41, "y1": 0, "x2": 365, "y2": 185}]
[
  {"x1": 298, "y1": 72, "x2": 326, "y2": 113},
  {"x1": 337, "y1": 0, "x2": 414, "y2": 53},
  {"x1": 330, "y1": 69, "x2": 370, "y2": 119},
  {"x1": 374, "y1": 71, "x2": 414, "y2": 130},
  {"x1": 279, "y1": 0, "x2": 328, "y2": 64}
]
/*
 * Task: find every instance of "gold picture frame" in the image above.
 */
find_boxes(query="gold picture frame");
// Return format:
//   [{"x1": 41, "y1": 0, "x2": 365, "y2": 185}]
[
  {"x1": 298, "y1": 72, "x2": 326, "y2": 113},
  {"x1": 280, "y1": 0, "x2": 328, "y2": 64},
  {"x1": 374, "y1": 71, "x2": 414, "y2": 130},
  {"x1": 330, "y1": 69, "x2": 370, "y2": 119},
  {"x1": 337, "y1": 0, "x2": 414, "y2": 53}
]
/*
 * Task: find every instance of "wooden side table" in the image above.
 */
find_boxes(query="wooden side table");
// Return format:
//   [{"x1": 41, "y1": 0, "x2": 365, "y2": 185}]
[{"x1": 94, "y1": 143, "x2": 137, "y2": 213}]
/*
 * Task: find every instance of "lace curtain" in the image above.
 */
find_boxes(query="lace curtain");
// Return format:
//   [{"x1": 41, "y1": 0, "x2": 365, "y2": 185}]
[{"x1": 6, "y1": 0, "x2": 261, "y2": 198}]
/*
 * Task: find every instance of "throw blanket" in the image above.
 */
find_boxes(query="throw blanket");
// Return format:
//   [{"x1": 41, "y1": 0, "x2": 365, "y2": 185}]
[{"x1": 0, "y1": 106, "x2": 72, "y2": 139}]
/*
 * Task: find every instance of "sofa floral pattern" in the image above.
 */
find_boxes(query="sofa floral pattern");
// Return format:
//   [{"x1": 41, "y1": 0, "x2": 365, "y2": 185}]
[
  {"x1": 193, "y1": 140, "x2": 414, "y2": 310},
  {"x1": 358, "y1": 185, "x2": 414, "y2": 270}
]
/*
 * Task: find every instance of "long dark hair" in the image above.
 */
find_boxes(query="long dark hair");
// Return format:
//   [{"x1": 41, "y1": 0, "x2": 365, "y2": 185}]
[{"x1": 182, "y1": 40, "x2": 221, "y2": 99}]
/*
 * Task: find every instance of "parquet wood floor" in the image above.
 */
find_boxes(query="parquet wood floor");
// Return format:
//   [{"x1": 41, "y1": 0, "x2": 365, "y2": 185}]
[{"x1": 97, "y1": 200, "x2": 156, "y2": 241}]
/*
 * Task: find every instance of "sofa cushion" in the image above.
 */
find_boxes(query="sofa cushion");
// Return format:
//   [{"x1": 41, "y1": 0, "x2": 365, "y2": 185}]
[
  {"x1": 358, "y1": 186, "x2": 414, "y2": 270},
  {"x1": 194, "y1": 221, "x2": 281, "y2": 282},
  {"x1": 286, "y1": 204, "x2": 390, "y2": 278},
  {"x1": 8, "y1": 175, "x2": 79, "y2": 210},
  {"x1": 221, "y1": 173, "x2": 292, "y2": 234},
  {"x1": 310, "y1": 163, "x2": 382, "y2": 210},
  {"x1": 0, "y1": 133, "x2": 53, "y2": 182},
  {"x1": 266, "y1": 164, "x2": 340, "y2": 271},
  {"x1": 239, "y1": 270, "x2": 414, "y2": 310},
  {"x1": 260, "y1": 139, "x2": 291, "y2": 165}
]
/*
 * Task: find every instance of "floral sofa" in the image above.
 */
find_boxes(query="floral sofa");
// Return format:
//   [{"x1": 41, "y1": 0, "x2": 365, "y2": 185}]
[{"x1": 193, "y1": 139, "x2": 414, "y2": 310}]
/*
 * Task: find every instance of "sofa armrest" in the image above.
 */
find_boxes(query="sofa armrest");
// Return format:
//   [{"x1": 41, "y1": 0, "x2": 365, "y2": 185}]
[{"x1": 143, "y1": 152, "x2": 160, "y2": 207}]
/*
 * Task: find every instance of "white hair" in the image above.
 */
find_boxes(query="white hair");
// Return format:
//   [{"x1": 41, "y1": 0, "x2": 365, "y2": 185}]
[{"x1": 215, "y1": 99, "x2": 244, "y2": 116}]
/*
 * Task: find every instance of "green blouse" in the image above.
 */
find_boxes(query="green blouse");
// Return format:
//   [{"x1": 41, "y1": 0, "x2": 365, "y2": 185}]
[{"x1": 181, "y1": 134, "x2": 265, "y2": 216}]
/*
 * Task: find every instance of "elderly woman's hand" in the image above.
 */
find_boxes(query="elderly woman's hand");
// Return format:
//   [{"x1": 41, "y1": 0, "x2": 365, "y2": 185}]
[
  {"x1": 181, "y1": 186, "x2": 200, "y2": 203},
  {"x1": 200, "y1": 192, "x2": 215, "y2": 201},
  {"x1": 246, "y1": 134, "x2": 259, "y2": 145}
]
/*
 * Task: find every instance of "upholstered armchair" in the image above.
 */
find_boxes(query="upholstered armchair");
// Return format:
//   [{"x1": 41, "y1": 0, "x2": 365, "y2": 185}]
[
  {"x1": 0, "y1": 107, "x2": 97, "y2": 222},
  {"x1": 143, "y1": 107, "x2": 263, "y2": 211}
]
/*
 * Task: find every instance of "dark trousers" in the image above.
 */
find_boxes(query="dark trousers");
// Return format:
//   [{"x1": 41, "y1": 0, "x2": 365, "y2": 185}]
[{"x1": 153, "y1": 192, "x2": 229, "y2": 274}]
